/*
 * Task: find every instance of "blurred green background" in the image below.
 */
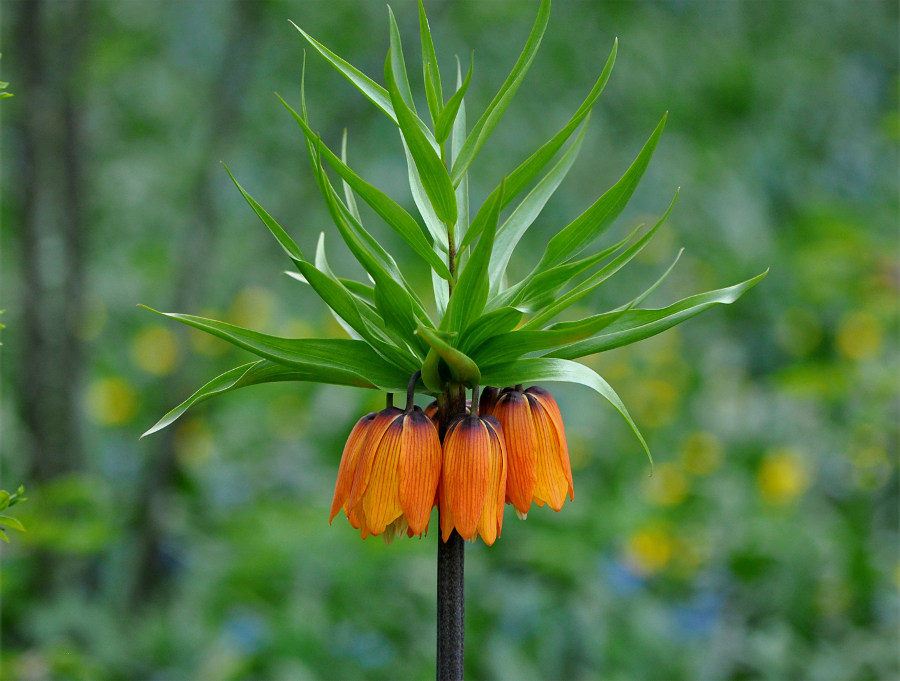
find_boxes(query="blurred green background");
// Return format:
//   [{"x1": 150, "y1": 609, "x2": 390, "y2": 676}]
[{"x1": 1, "y1": 0, "x2": 897, "y2": 679}]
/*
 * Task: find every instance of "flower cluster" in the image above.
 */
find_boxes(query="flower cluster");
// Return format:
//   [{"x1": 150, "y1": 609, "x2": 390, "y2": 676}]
[{"x1": 331, "y1": 376, "x2": 572, "y2": 545}]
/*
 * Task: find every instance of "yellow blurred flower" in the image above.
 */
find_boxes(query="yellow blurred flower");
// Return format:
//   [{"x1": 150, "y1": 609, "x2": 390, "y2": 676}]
[
  {"x1": 189, "y1": 309, "x2": 230, "y2": 356},
  {"x1": 626, "y1": 522, "x2": 674, "y2": 575},
  {"x1": 131, "y1": 325, "x2": 179, "y2": 376},
  {"x1": 757, "y1": 448, "x2": 809, "y2": 505},
  {"x1": 681, "y1": 431, "x2": 723, "y2": 476},
  {"x1": 835, "y1": 310, "x2": 882, "y2": 361},
  {"x1": 85, "y1": 377, "x2": 138, "y2": 426},
  {"x1": 228, "y1": 286, "x2": 275, "y2": 331},
  {"x1": 642, "y1": 462, "x2": 689, "y2": 506},
  {"x1": 174, "y1": 418, "x2": 214, "y2": 468}
]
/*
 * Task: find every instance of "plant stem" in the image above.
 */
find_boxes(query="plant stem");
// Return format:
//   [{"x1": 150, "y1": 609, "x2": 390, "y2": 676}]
[
  {"x1": 436, "y1": 384, "x2": 466, "y2": 681},
  {"x1": 437, "y1": 530, "x2": 465, "y2": 681}
]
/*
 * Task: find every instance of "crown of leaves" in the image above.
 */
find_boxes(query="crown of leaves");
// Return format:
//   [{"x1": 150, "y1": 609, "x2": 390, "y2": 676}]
[{"x1": 142, "y1": 0, "x2": 766, "y2": 462}]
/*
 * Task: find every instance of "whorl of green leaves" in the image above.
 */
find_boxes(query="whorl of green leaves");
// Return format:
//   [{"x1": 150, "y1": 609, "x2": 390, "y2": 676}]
[{"x1": 143, "y1": 0, "x2": 766, "y2": 460}]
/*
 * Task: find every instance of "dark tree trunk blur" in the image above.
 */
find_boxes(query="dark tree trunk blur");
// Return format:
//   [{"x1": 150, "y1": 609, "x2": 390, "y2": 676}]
[
  {"x1": 128, "y1": 0, "x2": 266, "y2": 606},
  {"x1": 18, "y1": 0, "x2": 89, "y2": 485}
]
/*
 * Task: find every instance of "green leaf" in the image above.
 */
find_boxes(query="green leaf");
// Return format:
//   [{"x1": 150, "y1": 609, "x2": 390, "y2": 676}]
[
  {"x1": 0, "y1": 490, "x2": 9, "y2": 512},
  {"x1": 142, "y1": 307, "x2": 417, "y2": 384},
  {"x1": 458, "y1": 306, "x2": 524, "y2": 355},
  {"x1": 432, "y1": 267, "x2": 449, "y2": 319},
  {"x1": 387, "y1": 7, "x2": 417, "y2": 113},
  {"x1": 313, "y1": 234, "x2": 366, "y2": 341},
  {"x1": 434, "y1": 55, "x2": 473, "y2": 145},
  {"x1": 402, "y1": 140, "x2": 450, "y2": 251},
  {"x1": 549, "y1": 270, "x2": 769, "y2": 359},
  {"x1": 524, "y1": 191, "x2": 678, "y2": 328},
  {"x1": 418, "y1": 0, "x2": 443, "y2": 123},
  {"x1": 444, "y1": 179, "x2": 504, "y2": 333},
  {"x1": 143, "y1": 359, "x2": 407, "y2": 438},
  {"x1": 0, "y1": 515, "x2": 24, "y2": 532},
  {"x1": 495, "y1": 224, "x2": 640, "y2": 313},
  {"x1": 311, "y1": 151, "x2": 431, "y2": 349},
  {"x1": 416, "y1": 324, "x2": 481, "y2": 388},
  {"x1": 0, "y1": 529, "x2": 8, "y2": 543},
  {"x1": 489, "y1": 118, "x2": 590, "y2": 293},
  {"x1": 290, "y1": 21, "x2": 396, "y2": 123},
  {"x1": 450, "y1": 0, "x2": 551, "y2": 186},
  {"x1": 223, "y1": 164, "x2": 305, "y2": 265},
  {"x1": 461, "y1": 39, "x2": 617, "y2": 249},
  {"x1": 340, "y1": 130, "x2": 362, "y2": 223},
  {"x1": 277, "y1": 94, "x2": 451, "y2": 280},
  {"x1": 451, "y1": 61, "x2": 470, "y2": 245},
  {"x1": 537, "y1": 113, "x2": 667, "y2": 271},
  {"x1": 479, "y1": 357, "x2": 651, "y2": 464},
  {"x1": 385, "y1": 49, "x2": 457, "y2": 226},
  {"x1": 471, "y1": 308, "x2": 627, "y2": 365}
]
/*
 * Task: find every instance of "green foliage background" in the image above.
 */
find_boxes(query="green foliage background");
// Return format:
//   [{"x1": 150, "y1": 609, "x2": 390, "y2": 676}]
[{"x1": 1, "y1": 1, "x2": 897, "y2": 679}]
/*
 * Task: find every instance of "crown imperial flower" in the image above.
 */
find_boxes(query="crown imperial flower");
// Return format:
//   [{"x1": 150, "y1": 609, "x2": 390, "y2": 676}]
[
  {"x1": 439, "y1": 410, "x2": 507, "y2": 546},
  {"x1": 332, "y1": 385, "x2": 442, "y2": 542},
  {"x1": 484, "y1": 385, "x2": 573, "y2": 516}
]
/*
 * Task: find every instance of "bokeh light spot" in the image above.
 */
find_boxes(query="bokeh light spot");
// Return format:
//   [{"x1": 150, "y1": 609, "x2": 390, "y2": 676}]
[
  {"x1": 757, "y1": 448, "x2": 809, "y2": 505},
  {"x1": 835, "y1": 310, "x2": 882, "y2": 360},
  {"x1": 85, "y1": 377, "x2": 139, "y2": 427},
  {"x1": 131, "y1": 325, "x2": 179, "y2": 375}
]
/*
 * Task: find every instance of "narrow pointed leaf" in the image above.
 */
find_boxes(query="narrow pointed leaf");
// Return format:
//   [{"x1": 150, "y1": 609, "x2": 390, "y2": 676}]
[
  {"x1": 418, "y1": 0, "x2": 443, "y2": 120},
  {"x1": 386, "y1": 49, "x2": 457, "y2": 226},
  {"x1": 489, "y1": 118, "x2": 590, "y2": 292},
  {"x1": 471, "y1": 307, "x2": 627, "y2": 365},
  {"x1": 388, "y1": 7, "x2": 417, "y2": 112},
  {"x1": 278, "y1": 94, "x2": 451, "y2": 279},
  {"x1": 340, "y1": 130, "x2": 362, "y2": 223},
  {"x1": 537, "y1": 113, "x2": 667, "y2": 271},
  {"x1": 290, "y1": 21, "x2": 396, "y2": 123},
  {"x1": 458, "y1": 306, "x2": 524, "y2": 355},
  {"x1": 444, "y1": 179, "x2": 504, "y2": 333},
  {"x1": 223, "y1": 164, "x2": 304, "y2": 265},
  {"x1": 525, "y1": 191, "x2": 678, "y2": 328},
  {"x1": 450, "y1": 0, "x2": 551, "y2": 186},
  {"x1": 495, "y1": 223, "x2": 641, "y2": 313},
  {"x1": 434, "y1": 55, "x2": 473, "y2": 145},
  {"x1": 403, "y1": 140, "x2": 450, "y2": 251},
  {"x1": 142, "y1": 358, "x2": 407, "y2": 438},
  {"x1": 549, "y1": 270, "x2": 769, "y2": 358}
]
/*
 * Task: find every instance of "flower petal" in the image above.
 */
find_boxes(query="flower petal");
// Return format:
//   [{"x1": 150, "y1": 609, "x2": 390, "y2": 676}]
[
  {"x1": 348, "y1": 407, "x2": 403, "y2": 514},
  {"x1": 477, "y1": 417, "x2": 507, "y2": 546},
  {"x1": 490, "y1": 389, "x2": 537, "y2": 513},
  {"x1": 527, "y1": 386, "x2": 574, "y2": 501},
  {"x1": 527, "y1": 392, "x2": 570, "y2": 511},
  {"x1": 399, "y1": 408, "x2": 442, "y2": 534},
  {"x1": 330, "y1": 412, "x2": 376, "y2": 523},
  {"x1": 442, "y1": 416, "x2": 490, "y2": 540},
  {"x1": 361, "y1": 417, "x2": 405, "y2": 535}
]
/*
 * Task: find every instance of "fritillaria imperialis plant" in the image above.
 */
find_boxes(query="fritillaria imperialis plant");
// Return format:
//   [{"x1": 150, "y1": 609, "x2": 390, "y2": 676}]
[{"x1": 142, "y1": 0, "x2": 765, "y2": 676}]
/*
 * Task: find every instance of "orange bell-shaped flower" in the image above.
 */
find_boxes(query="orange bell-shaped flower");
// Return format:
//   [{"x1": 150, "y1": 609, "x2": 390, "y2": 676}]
[
  {"x1": 332, "y1": 391, "x2": 442, "y2": 542},
  {"x1": 439, "y1": 412, "x2": 507, "y2": 545},
  {"x1": 483, "y1": 385, "x2": 573, "y2": 515}
]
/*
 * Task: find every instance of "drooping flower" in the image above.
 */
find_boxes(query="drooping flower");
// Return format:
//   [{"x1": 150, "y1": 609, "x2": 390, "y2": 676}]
[
  {"x1": 332, "y1": 400, "x2": 442, "y2": 542},
  {"x1": 439, "y1": 412, "x2": 507, "y2": 545},
  {"x1": 483, "y1": 385, "x2": 573, "y2": 516}
]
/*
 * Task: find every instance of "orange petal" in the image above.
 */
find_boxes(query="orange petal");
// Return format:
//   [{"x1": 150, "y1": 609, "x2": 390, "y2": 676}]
[
  {"x1": 361, "y1": 417, "x2": 405, "y2": 535},
  {"x1": 399, "y1": 408, "x2": 442, "y2": 535},
  {"x1": 477, "y1": 417, "x2": 507, "y2": 546},
  {"x1": 442, "y1": 416, "x2": 490, "y2": 540},
  {"x1": 527, "y1": 387, "x2": 574, "y2": 501},
  {"x1": 330, "y1": 412, "x2": 376, "y2": 523},
  {"x1": 438, "y1": 478, "x2": 455, "y2": 543},
  {"x1": 347, "y1": 407, "x2": 402, "y2": 514},
  {"x1": 491, "y1": 389, "x2": 537, "y2": 514},
  {"x1": 527, "y1": 392, "x2": 570, "y2": 511}
]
